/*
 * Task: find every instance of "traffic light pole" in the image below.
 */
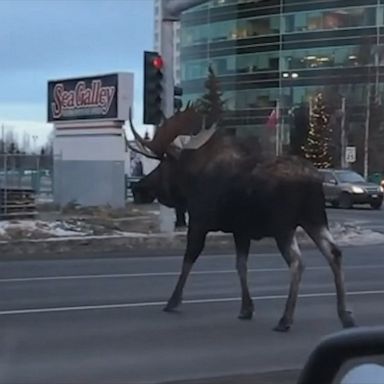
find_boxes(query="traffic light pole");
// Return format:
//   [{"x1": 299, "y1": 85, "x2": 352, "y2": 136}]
[
  {"x1": 158, "y1": 0, "x2": 209, "y2": 232},
  {"x1": 159, "y1": 19, "x2": 176, "y2": 232}
]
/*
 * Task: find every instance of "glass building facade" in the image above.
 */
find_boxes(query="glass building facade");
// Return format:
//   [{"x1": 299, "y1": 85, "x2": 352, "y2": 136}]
[{"x1": 180, "y1": 0, "x2": 384, "y2": 155}]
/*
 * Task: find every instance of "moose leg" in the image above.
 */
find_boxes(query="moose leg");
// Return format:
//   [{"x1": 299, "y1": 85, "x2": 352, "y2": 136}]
[
  {"x1": 233, "y1": 233, "x2": 253, "y2": 320},
  {"x1": 163, "y1": 227, "x2": 207, "y2": 312},
  {"x1": 304, "y1": 225, "x2": 355, "y2": 329},
  {"x1": 274, "y1": 231, "x2": 305, "y2": 332},
  {"x1": 175, "y1": 207, "x2": 187, "y2": 228}
]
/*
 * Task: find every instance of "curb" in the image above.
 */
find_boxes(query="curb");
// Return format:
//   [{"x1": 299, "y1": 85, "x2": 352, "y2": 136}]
[{"x1": 0, "y1": 231, "x2": 313, "y2": 260}]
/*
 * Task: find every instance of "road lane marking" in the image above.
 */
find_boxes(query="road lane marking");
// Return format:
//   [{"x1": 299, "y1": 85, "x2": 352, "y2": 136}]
[
  {"x1": 1, "y1": 289, "x2": 384, "y2": 316},
  {"x1": 0, "y1": 264, "x2": 383, "y2": 283}
]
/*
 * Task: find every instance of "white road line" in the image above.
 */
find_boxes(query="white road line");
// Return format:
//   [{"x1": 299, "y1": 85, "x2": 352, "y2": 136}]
[
  {"x1": 1, "y1": 289, "x2": 384, "y2": 316},
  {"x1": 0, "y1": 264, "x2": 383, "y2": 283}
]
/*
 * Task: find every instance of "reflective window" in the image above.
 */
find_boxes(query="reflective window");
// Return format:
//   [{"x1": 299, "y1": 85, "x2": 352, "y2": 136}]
[
  {"x1": 185, "y1": 0, "x2": 266, "y2": 12},
  {"x1": 281, "y1": 46, "x2": 364, "y2": 71},
  {"x1": 181, "y1": 16, "x2": 280, "y2": 46},
  {"x1": 234, "y1": 88, "x2": 279, "y2": 109},
  {"x1": 182, "y1": 88, "x2": 278, "y2": 111},
  {"x1": 286, "y1": 84, "x2": 367, "y2": 106},
  {"x1": 182, "y1": 52, "x2": 280, "y2": 81},
  {"x1": 322, "y1": 171, "x2": 336, "y2": 183},
  {"x1": 285, "y1": 7, "x2": 376, "y2": 33}
]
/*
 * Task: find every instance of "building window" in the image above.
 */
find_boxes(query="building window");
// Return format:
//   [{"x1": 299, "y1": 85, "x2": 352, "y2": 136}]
[
  {"x1": 233, "y1": 88, "x2": 279, "y2": 109},
  {"x1": 182, "y1": 52, "x2": 280, "y2": 80},
  {"x1": 285, "y1": 7, "x2": 376, "y2": 33},
  {"x1": 281, "y1": 46, "x2": 369, "y2": 71},
  {"x1": 181, "y1": 15, "x2": 279, "y2": 47}
]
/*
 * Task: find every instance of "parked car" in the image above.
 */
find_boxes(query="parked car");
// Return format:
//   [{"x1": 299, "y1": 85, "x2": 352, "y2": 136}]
[{"x1": 319, "y1": 169, "x2": 384, "y2": 209}]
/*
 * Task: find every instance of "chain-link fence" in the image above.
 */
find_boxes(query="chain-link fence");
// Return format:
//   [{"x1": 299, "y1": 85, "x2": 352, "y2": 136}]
[{"x1": 0, "y1": 154, "x2": 54, "y2": 217}]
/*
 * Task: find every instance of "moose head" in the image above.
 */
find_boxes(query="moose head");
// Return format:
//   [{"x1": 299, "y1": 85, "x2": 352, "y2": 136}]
[{"x1": 126, "y1": 103, "x2": 219, "y2": 224}]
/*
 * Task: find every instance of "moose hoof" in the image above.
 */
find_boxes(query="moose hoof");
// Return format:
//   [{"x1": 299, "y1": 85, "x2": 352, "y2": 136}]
[
  {"x1": 273, "y1": 319, "x2": 291, "y2": 333},
  {"x1": 341, "y1": 311, "x2": 356, "y2": 329},
  {"x1": 238, "y1": 310, "x2": 253, "y2": 320},
  {"x1": 163, "y1": 304, "x2": 180, "y2": 313},
  {"x1": 163, "y1": 299, "x2": 182, "y2": 313}
]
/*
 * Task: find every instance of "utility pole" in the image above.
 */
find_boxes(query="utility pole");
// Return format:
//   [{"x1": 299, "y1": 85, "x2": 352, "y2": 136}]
[
  {"x1": 364, "y1": 85, "x2": 371, "y2": 179},
  {"x1": 340, "y1": 97, "x2": 347, "y2": 168},
  {"x1": 275, "y1": 101, "x2": 280, "y2": 156}
]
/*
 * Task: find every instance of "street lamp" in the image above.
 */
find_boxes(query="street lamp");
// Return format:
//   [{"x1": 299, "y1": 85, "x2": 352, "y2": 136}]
[{"x1": 279, "y1": 72, "x2": 299, "y2": 154}]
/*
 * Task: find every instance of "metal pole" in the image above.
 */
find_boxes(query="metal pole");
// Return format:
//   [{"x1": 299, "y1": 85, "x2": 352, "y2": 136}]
[
  {"x1": 280, "y1": 104, "x2": 284, "y2": 155},
  {"x1": 364, "y1": 85, "x2": 371, "y2": 179},
  {"x1": 277, "y1": 0, "x2": 283, "y2": 156},
  {"x1": 375, "y1": 0, "x2": 380, "y2": 98},
  {"x1": 159, "y1": 7, "x2": 176, "y2": 233},
  {"x1": 340, "y1": 97, "x2": 347, "y2": 168},
  {"x1": 275, "y1": 100, "x2": 280, "y2": 157},
  {"x1": 157, "y1": 0, "x2": 211, "y2": 232},
  {"x1": 1, "y1": 124, "x2": 4, "y2": 154},
  {"x1": 160, "y1": 21, "x2": 175, "y2": 119},
  {"x1": 3, "y1": 154, "x2": 7, "y2": 217}
]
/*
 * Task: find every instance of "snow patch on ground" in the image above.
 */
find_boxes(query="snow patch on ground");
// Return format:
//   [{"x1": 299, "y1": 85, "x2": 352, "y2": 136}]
[
  {"x1": 0, "y1": 219, "x2": 384, "y2": 246},
  {"x1": 331, "y1": 223, "x2": 384, "y2": 246},
  {"x1": 0, "y1": 220, "x2": 89, "y2": 239}
]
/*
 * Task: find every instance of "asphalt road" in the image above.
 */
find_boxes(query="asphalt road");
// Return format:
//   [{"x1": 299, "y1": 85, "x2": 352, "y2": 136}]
[{"x1": 0, "y1": 242, "x2": 384, "y2": 384}]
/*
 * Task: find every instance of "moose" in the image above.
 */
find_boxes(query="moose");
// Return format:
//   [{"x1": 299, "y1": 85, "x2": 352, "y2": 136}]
[
  {"x1": 131, "y1": 168, "x2": 188, "y2": 228},
  {"x1": 127, "y1": 104, "x2": 355, "y2": 332}
]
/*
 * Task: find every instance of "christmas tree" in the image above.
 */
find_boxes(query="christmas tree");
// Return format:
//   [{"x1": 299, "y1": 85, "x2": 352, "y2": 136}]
[
  {"x1": 196, "y1": 65, "x2": 225, "y2": 125},
  {"x1": 302, "y1": 92, "x2": 332, "y2": 168}
]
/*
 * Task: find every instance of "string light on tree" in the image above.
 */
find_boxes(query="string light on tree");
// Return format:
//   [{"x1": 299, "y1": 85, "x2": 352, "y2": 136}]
[{"x1": 302, "y1": 92, "x2": 332, "y2": 169}]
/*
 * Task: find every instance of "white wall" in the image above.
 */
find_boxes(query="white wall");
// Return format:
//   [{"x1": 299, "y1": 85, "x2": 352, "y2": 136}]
[{"x1": 54, "y1": 124, "x2": 126, "y2": 161}]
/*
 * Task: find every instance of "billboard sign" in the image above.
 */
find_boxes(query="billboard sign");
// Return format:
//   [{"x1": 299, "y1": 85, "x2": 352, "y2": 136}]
[{"x1": 47, "y1": 73, "x2": 133, "y2": 122}]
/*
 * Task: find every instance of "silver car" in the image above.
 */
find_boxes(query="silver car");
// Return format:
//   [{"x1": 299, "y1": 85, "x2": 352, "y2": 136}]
[{"x1": 319, "y1": 169, "x2": 384, "y2": 209}]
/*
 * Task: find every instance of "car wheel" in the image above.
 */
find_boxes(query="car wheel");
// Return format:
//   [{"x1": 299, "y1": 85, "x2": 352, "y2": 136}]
[
  {"x1": 370, "y1": 200, "x2": 383, "y2": 210},
  {"x1": 339, "y1": 193, "x2": 353, "y2": 209}
]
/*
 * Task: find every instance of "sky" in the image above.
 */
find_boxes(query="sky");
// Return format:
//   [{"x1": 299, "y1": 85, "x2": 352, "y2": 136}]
[{"x1": 0, "y1": 0, "x2": 154, "y2": 148}]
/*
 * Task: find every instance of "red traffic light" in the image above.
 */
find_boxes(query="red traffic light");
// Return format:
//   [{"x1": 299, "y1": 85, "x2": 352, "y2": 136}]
[{"x1": 152, "y1": 56, "x2": 164, "y2": 70}]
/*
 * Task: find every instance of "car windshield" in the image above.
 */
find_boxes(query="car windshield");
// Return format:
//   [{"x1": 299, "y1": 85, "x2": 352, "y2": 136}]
[
  {"x1": 336, "y1": 171, "x2": 366, "y2": 183},
  {"x1": 3, "y1": 1, "x2": 384, "y2": 384}
]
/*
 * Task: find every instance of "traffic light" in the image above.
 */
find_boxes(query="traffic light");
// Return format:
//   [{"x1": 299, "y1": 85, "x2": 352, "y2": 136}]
[
  {"x1": 174, "y1": 85, "x2": 183, "y2": 112},
  {"x1": 143, "y1": 51, "x2": 163, "y2": 125}
]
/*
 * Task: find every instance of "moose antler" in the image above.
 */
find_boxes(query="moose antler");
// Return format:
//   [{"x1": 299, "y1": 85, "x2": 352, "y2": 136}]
[
  {"x1": 128, "y1": 109, "x2": 160, "y2": 159},
  {"x1": 128, "y1": 105, "x2": 218, "y2": 159},
  {"x1": 123, "y1": 124, "x2": 160, "y2": 160}
]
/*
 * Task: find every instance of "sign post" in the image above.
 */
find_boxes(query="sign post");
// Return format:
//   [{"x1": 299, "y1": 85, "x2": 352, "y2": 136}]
[
  {"x1": 345, "y1": 146, "x2": 356, "y2": 164},
  {"x1": 47, "y1": 72, "x2": 134, "y2": 208}
]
